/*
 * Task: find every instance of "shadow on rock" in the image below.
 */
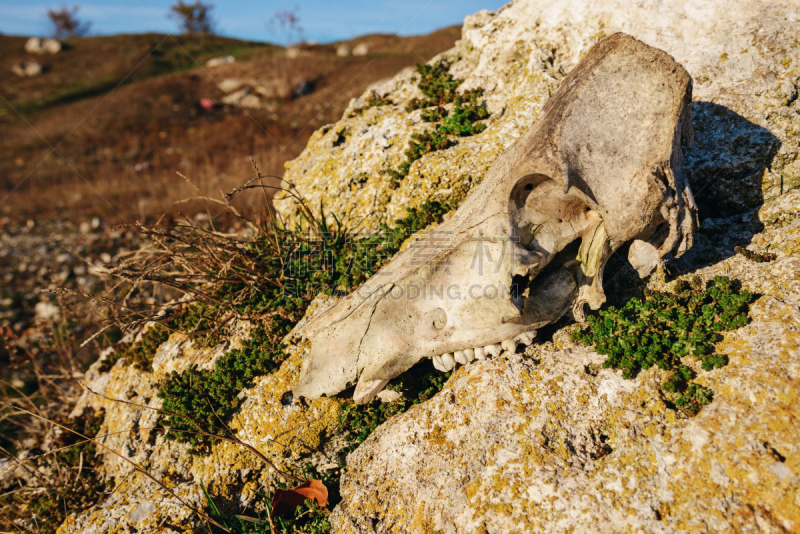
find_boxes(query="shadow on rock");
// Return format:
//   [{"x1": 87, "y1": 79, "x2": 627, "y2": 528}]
[
  {"x1": 604, "y1": 102, "x2": 781, "y2": 297},
  {"x1": 685, "y1": 101, "x2": 779, "y2": 218},
  {"x1": 674, "y1": 102, "x2": 780, "y2": 274}
]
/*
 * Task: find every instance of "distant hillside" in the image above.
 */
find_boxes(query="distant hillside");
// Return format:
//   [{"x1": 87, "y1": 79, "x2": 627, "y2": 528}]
[
  {"x1": 0, "y1": 26, "x2": 461, "y2": 222},
  {"x1": 0, "y1": 33, "x2": 274, "y2": 113}
]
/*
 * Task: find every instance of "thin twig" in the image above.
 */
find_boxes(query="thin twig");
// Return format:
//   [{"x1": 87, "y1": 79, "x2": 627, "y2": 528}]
[{"x1": 0, "y1": 401, "x2": 231, "y2": 533}]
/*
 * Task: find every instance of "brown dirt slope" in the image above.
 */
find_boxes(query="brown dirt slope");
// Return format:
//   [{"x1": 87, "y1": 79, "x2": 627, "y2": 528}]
[{"x1": 0, "y1": 26, "x2": 460, "y2": 223}]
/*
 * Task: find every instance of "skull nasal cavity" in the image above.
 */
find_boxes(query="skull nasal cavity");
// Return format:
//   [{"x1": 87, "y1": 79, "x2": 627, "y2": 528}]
[{"x1": 432, "y1": 308, "x2": 447, "y2": 329}]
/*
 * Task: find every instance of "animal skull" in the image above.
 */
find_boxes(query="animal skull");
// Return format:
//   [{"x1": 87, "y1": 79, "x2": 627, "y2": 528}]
[{"x1": 293, "y1": 33, "x2": 697, "y2": 403}]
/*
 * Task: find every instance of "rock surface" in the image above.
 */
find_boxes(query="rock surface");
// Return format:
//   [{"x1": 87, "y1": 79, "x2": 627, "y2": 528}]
[
  {"x1": 275, "y1": 0, "x2": 799, "y2": 232},
  {"x1": 57, "y1": 300, "x2": 342, "y2": 533},
  {"x1": 332, "y1": 190, "x2": 800, "y2": 533}
]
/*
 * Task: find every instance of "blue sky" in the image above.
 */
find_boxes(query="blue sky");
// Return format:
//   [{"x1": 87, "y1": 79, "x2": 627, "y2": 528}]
[{"x1": 1, "y1": 1, "x2": 508, "y2": 43}]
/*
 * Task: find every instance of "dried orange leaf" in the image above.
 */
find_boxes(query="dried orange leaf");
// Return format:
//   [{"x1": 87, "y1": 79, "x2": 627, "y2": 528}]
[{"x1": 271, "y1": 479, "x2": 328, "y2": 517}]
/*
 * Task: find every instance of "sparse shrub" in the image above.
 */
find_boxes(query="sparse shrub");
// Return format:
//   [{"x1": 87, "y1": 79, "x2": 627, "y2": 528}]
[
  {"x1": 170, "y1": 1, "x2": 215, "y2": 34},
  {"x1": 571, "y1": 276, "x2": 756, "y2": 415},
  {"x1": 47, "y1": 5, "x2": 91, "y2": 38},
  {"x1": 98, "y1": 302, "x2": 218, "y2": 373},
  {"x1": 0, "y1": 408, "x2": 107, "y2": 534},
  {"x1": 146, "y1": 178, "x2": 455, "y2": 455},
  {"x1": 269, "y1": 8, "x2": 304, "y2": 46},
  {"x1": 280, "y1": 199, "x2": 454, "y2": 298},
  {"x1": 133, "y1": 184, "x2": 457, "y2": 532}
]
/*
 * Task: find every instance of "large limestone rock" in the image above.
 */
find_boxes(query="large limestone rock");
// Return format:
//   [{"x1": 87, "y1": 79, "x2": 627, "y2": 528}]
[
  {"x1": 218, "y1": 78, "x2": 292, "y2": 109},
  {"x1": 58, "y1": 309, "x2": 341, "y2": 533},
  {"x1": 24, "y1": 36, "x2": 62, "y2": 54},
  {"x1": 275, "y1": 0, "x2": 799, "y2": 231},
  {"x1": 273, "y1": 0, "x2": 798, "y2": 531},
  {"x1": 352, "y1": 43, "x2": 370, "y2": 56},
  {"x1": 11, "y1": 61, "x2": 44, "y2": 77},
  {"x1": 333, "y1": 189, "x2": 800, "y2": 532}
]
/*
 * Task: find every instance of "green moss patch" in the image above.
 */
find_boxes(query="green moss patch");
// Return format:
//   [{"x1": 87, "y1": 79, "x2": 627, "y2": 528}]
[
  {"x1": 571, "y1": 276, "x2": 756, "y2": 416},
  {"x1": 406, "y1": 61, "x2": 465, "y2": 110},
  {"x1": 158, "y1": 325, "x2": 288, "y2": 454},
  {"x1": 734, "y1": 246, "x2": 777, "y2": 263},
  {"x1": 348, "y1": 91, "x2": 394, "y2": 116},
  {"x1": 388, "y1": 61, "x2": 489, "y2": 183}
]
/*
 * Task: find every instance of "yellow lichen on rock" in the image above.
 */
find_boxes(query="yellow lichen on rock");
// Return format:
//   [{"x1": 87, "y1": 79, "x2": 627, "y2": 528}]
[
  {"x1": 59, "y1": 304, "x2": 344, "y2": 532},
  {"x1": 332, "y1": 180, "x2": 800, "y2": 532}
]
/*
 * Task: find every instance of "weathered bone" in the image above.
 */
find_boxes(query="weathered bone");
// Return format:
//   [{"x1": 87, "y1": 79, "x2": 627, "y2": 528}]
[{"x1": 294, "y1": 33, "x2": 697, "y2": 403}]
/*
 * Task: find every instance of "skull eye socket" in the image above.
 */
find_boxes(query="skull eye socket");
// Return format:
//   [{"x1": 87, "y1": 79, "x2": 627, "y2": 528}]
[
  {"x1": 511, "y1": 174, "x2": 550, "y2": 210},
  {"x1": 511, "y1": 173, "x2": 592, "y2": 251}
]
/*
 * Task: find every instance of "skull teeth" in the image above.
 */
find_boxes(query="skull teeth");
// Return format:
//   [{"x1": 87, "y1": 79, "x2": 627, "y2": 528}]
[
  {"x1": 441, "y1": 353, "x2": 456, "y2": 371},
  {"x1": 431, "y1": 332, "x2": 538, "y2": 372},
  {"x1": 484, "y1": 344, "x2": 501, "y2": 358},
  {"x1": 516, "y1": 330, "x2": 537, "y2": 346}
]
